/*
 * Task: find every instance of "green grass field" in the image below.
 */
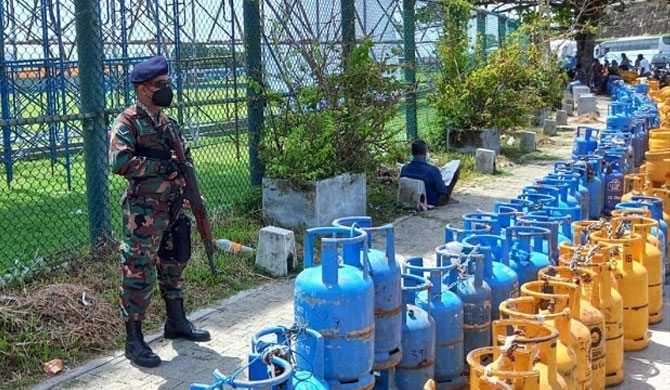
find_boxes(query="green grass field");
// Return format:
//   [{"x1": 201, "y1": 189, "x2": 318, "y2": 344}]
[{"x1": 0, "y1": 134, "x2": 252, "y2": 278}]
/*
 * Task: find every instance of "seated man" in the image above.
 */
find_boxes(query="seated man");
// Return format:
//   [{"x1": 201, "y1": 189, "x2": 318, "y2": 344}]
[{"x1": 400, "y1": 139, "x2": 461, "y2": 207}]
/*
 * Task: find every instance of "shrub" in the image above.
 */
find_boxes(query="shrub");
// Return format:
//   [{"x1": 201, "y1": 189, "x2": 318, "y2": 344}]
[{"x1": 259, "y1": 37, "x2": 404, "y2": 183}]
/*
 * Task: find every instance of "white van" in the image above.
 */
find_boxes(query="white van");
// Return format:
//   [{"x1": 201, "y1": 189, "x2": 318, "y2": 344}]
[{"x1": 594, "y1": 35, "x2": 670, "y2": 65}]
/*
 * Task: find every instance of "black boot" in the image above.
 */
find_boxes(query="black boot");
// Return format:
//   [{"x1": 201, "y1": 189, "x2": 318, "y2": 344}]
[
  {"x1": 164, "y1": 298, "x2": 211, "y2": 342},
  {"x1": 124, "y1": 321, "x2": 161, "y2": 368}
]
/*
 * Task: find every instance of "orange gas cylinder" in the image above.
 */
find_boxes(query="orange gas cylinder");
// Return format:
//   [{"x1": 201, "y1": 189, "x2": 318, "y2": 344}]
[
  {"x1": 524, "y1": 277, "x2": 606, "y2": 390},
  {"x1": 611, "y1": 216, "x2": 663, "y2": 324},
  {"x1": 499, "y1": 297, "x2": 579, "y2": 390},
  {"x1": 571, "y1": 220, "x2": 606, "y2": 246},
  {"x1": 589, "y1": 231, "x2": 649, "y2": 351},
  {"x1": 556, "y1": 243, "x2": 625, "y2": 387},
  {"x1": 468, "y1": 346, "x2": 541, "y2": 389},
  {"x1": 643, "y1": 148, "x2": 670, "y2": 185},
  {"x1": 519, "y1": 281, "x2": 596, "y2": 390},
  {"x1": 648, "y1": 129, "x2": 670, "y2": 151},
  {"x1": 621, "y1": 174, "x2": 646, "y2": 203},
  {"x1": 490, "y1": 319, "x2": 568, "y2": 390}
]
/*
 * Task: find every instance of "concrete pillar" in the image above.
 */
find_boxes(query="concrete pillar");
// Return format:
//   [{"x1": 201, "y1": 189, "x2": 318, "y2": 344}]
[
  {"x1": 572, "y1": 85, "x2": 591, "y2": 101},
  {"x1": 397, "y1": 177, "x2": 427, "y2": 209},
  {"x1": 256, "y1": 226, "x2": 296, "y2": 276},
  {"x1": 474, "y1": 148, "x2": 496, "y2": 174},
  {"x1": 577, "y1": 94, "x2": 597, "y2": 116},
  {"x1": 556, "y1": 110, "x2": 568, "y2": 126},
  {"x1": 562, "y1": 102, "x2": 573, "y2": 116},
  {"x1": 543, "y1": 119, "x2": 557, "y2": 136},
  {"x1": 520, "y1": 131, "x2": 537, "y2": 153}
]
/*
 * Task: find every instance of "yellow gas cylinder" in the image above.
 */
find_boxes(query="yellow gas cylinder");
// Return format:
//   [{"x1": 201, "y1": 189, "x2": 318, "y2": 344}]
[
  {"x1": 556, "y1": 243, "x2": 625, "y2": 387},
  {"x1": 648, "y1": 128, "x2": 670, "y2": 151},
  {"x1": 569, "y1": 221, "x2": 619, "y2": 291},
  {"x1": 524, "y1": 278, "x2": 606, "y2": 390},
  {"x1": 589, "y1": 231, "x2": 649, "y2": 351},
  {"x1": 621, "y1": 173, "x2": 646, "y2": 203},
  {"x1": 571, "y1": 220, "x2": 606, "y2": 246},
  {"x1": 611, "y1": 216, "x2": 663, "y2": 324},
  {"x1": 468, "y1": 346, "x2": 541, "y2": 389},
  {"x1": 643, "y1": 148, "x2": 670, "y2": 185},
  {"x1": 649, "y1": 79, "x2": 661, "y2": 91},
  {"x1": 499, "y1": 297, "x2": 580, "y2": 390},
  {"x1": 490, "y1": 318, "x2": 568, "y2": 390},
  {"x1": 519, "y1": 281, "x2": 595, "y2": 390}
]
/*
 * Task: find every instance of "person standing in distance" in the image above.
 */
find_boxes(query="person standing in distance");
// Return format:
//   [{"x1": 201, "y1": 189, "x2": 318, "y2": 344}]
[
  {"x1": 400, "y1": 139, "x2": 461, "y2": 207},
  {"x1": 109, "y1": 55, "x2": 210, "y2": 368}
]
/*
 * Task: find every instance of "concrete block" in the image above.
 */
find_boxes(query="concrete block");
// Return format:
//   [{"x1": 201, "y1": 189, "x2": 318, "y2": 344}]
[
  {"x1": 562, "y1": 102, "x2": 573, "y2": 116},
  {"x1": 262, "y1": 173, "x2": 366, "y2": 228},
  {"x1": 474, "y1": 148, "x2": 496, "y2": 174},
  {"x1": 556, "y1": 110, "x2": 568, "y2": 126},
  {"x1": 256, "y1": 226, "x2": 296, "y2": 277},
  {"x1": 397, "y1": 177, "x2": 426, "y2": 209},
  {"x1": 543, "y1": 119, "x2": 557, "y2": 136},
  {"x1": 520, "y1": 131, "x2": 537, "y2": 153},
  {"x1": 565, "y1": 97, "x2": 575, "y2": 107},
  {"x1": 563, "y1": 90, "x2": 573, "y2": 101},
  {"x1": 532, "y1": 107, "x2": 549, "y2": 127},
  {"x1": 577, "y1": 94, "x2": 597, "y2": 116},
  {"x1": 572, "y1": 85, "x2": 591, "y2": 101}
]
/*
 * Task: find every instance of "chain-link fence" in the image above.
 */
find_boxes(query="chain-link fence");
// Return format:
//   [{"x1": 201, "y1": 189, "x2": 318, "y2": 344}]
[{"x1": 0, "y1": 0, "x2": 519, "y2": 281}]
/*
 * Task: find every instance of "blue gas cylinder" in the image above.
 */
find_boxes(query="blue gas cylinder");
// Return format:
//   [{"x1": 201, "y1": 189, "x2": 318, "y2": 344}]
[
  {"x1": 603, "y1": 154, "x2": 624, "y2": 215},
  {"x1": 515, "y1": 215, "x2": 563, "y2": 264},
  {"x1": 444, "y1": 224, "x2": 491, "y2": 249},
  {"x1": 572, "y1": 127, "x2": 599, "y2": 159},
  {"x1": 248, "y1": 326, "x2": 330, "y2": 390},
  {"x1": 295, "y1": 227, "x2": 375, "y2": 389},
  {"x1": 516, "y1": 192, "x2": 559, "y2": 210},
  {"x1": 332, "y1": 216, "x2": 402, "y2": 371},
  {"x1": 526, "y1": 209, "x2": 573, "y2": 245},
  {"x1": 529, "y1": 181, "x2": 583, "y2": 221},
  {"x1": 462, "y1": 212, "x2": 504, "y2": 235},
  {"x1": 549, "y1": 169, "x2": 590, "y2": 220},
  {"x1": 606, "y1": 102, "x2": 631, "y2": 132},
  {"x1": 446, "y1": 250, "x2": 492, "y2": 367},
  {"x1": 395, "y1": 273, "x2": 436, "y2": 390},
  {"x1": 405, "y1": 256, "x2": 464, "y2": 389},
  {"x1": 506, "y1": 225, "x2": 554, "y2": 284},
  {"x1": 579, "y1": 155, "x2": 605, "y2": 218},
  {"x1": 458, "y1": 235, "x2": 518, "y2": 320},
  {"x1": 494, "y1": 198, "x2": 534, "y2": 214},
  {"x1": 630, "y1": 196, "x2": 669, "y2": 252},
  {"x1": 537, "y1": 172, "x2": 588, "y2": 219},
  {"x1": 635, "y1": 83, "x2": 650, "y2": 94},
  {"x1": 192, "y1": 357, "x2": 296, "y2": 389}
]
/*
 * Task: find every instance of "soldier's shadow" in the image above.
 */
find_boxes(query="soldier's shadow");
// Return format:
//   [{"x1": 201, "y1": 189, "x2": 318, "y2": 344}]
[{"x1": 138, "y1": 338, "x2": 243, "y2": 389}]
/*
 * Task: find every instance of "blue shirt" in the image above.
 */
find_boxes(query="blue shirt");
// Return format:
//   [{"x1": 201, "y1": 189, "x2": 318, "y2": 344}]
[{"x1": 400, "y1": 158, "x2": 448, "y2": 206}]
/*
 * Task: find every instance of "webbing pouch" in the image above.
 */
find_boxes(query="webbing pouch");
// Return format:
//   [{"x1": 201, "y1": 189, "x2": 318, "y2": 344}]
[{"x1": 158, "y1": 214, "x2": 192, "y2": 263}]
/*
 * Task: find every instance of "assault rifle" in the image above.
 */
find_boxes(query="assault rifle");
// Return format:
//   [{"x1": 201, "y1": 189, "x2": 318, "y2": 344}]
[{"x1": 164, "y1": 124, "x2": 220, "y2": 275}]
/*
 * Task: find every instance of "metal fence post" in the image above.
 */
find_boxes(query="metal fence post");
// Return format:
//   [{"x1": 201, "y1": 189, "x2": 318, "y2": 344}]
[
  {"x1": 74, "y1": 0, "x2": 111, "y2": 244},
  {"x1": 0, "y1": 1, "x2": 12, "y2": 186},
  {"x1": 341, "y1": 0, "x2": 356, "y2": 64},
  {"x1": 403, "y1": 0, "x2": 417, "y2": 140},
  {"x1": 244, "y1": 0, "x2": 263, "y2": 186},
  {"x1": 476, "y1": 10, "x2": 487, "y2": 59}
]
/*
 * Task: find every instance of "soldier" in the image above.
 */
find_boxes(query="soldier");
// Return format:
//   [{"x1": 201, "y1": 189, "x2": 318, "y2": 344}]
[{"x1": 109, "y1": 55, "x2": 210, "y2": 368}]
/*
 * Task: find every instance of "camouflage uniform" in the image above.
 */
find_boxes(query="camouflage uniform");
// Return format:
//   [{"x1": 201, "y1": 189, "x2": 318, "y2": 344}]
[{"x1": 109, "y1": 102, "x2": 190, "y2": 322}]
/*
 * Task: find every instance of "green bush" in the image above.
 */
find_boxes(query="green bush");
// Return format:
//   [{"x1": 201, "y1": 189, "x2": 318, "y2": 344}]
[
  {"x1": 427, "y1": 2, "x2": 565, "y2": 148},
  {"x1": 260, "y1": 39, "x2": 404, "y2": 183}
]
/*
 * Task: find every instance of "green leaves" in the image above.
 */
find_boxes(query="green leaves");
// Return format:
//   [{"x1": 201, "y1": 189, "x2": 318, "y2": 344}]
[{"x1": 260, "y1": 38, "x2": 404, "y2": 183}]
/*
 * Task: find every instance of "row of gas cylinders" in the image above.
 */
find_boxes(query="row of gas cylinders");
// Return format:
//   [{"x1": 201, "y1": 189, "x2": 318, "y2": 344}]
[
  {"x1": 190, "y1": 82, "x2": 668, "y2": 390},
  {"x1": 190, "y1": 201, "x2": 668, "y2": 390}
]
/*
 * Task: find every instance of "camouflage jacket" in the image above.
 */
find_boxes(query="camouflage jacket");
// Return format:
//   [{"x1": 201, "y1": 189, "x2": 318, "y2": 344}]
[{"x1": 109, "y1": 104, "x2": 190, "y2": 199}]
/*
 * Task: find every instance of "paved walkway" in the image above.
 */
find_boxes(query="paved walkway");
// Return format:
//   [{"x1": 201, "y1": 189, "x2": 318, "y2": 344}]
[{"x1": 36, "y1": 98, "x2": 670, "y2": 389}]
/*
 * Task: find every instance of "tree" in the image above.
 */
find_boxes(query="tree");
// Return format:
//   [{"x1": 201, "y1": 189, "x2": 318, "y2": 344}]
[{"x1": 472, "y1": 0, "x2": 670, "y2": 68}]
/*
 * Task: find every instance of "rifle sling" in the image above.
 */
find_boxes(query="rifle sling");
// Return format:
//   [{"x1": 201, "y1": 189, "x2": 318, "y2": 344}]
[{"x1": 135, "y1": 145, "x2": 172, "y2": 161}]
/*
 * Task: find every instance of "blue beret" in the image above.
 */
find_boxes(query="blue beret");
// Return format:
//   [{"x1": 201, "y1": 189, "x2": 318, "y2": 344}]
[{"x1": 129, "y1": 56, "x2": 169, "y2": 83}]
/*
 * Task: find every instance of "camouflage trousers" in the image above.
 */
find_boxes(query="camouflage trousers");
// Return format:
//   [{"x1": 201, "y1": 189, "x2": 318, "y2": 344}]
[{"x1": 119, "y1": 194, "x2": 186, "y2": 322}]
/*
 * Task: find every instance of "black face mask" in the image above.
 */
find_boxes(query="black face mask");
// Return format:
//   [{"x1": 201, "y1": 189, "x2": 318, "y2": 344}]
[{"x1": 152, "y1": 86, "x2": 173, "y2": 107}]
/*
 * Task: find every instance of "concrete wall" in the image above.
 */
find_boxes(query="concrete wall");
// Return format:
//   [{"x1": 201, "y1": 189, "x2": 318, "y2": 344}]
[{"x1": 599, "y1": 1, "x2": 670, "y2": 39}]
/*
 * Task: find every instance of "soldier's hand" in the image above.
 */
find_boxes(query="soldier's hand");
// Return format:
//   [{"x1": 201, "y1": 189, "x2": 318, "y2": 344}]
[
  {"x1": 183, "y1": 195, "x2": 205, "y2": 210},
  {"x1": 159, "y1": 160, "x2": 180, "y2": 180}
]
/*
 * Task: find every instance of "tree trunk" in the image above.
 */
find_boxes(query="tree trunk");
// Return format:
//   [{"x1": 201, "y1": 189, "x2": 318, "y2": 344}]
[{"x1": 574, "y1": 4, "x2": 605, "y2": 68}]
